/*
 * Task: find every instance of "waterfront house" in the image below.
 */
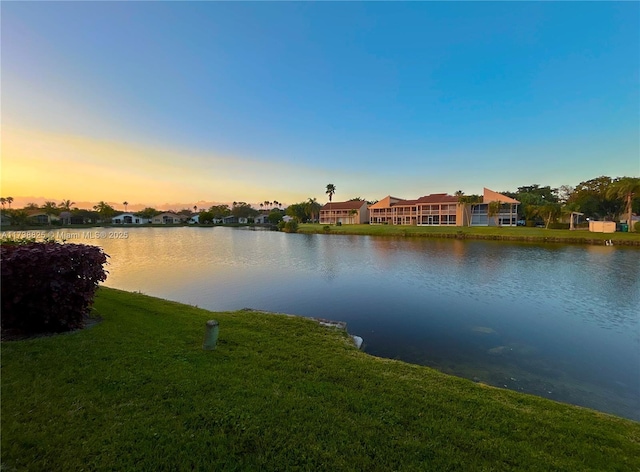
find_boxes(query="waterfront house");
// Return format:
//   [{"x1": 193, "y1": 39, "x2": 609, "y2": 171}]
[
  {"x1": 319, "y1": 200, "x2": 369, "y2": 225},
  {"x1": 152, "y1": 212, "x2": 182, "y2": 224},
  {"x1": 222, "y1": 216, "x2": 248, "y2": 224},
  {"x1": 469, "y1": 189, "x2": 520, "y2": 226},
  {"x1": 253, "y1": 214, "x2": 270, "y2": 224},
  {"x1": 369, "y1": 188, "x2": 519, "y2": 227},
  {"x1": 26, "y1": 211, "x2": 59, "y2": 225},
  {"x1": 112, "y1": 213, "x2": 151, "y2": 225}
]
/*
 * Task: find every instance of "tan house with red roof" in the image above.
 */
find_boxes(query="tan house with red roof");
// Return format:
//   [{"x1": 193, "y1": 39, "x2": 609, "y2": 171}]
[
  {"x1": 319, "y1": 200, "x2": 369, "y2": 225},
  {"x1": 369, "y1": 188, "x2": 519, "y2": 227}
]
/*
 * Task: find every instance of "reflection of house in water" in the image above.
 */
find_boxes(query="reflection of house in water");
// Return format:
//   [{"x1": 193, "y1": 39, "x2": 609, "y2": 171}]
[{"x1": 369, "y1": 188, "x2": 519, "y2": 227}]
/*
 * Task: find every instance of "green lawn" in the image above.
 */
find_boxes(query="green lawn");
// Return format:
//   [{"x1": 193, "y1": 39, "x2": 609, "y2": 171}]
[
  {"x1": 298, "y1": 223, "x2": 640, "y2": 245},
  {"x1": 2, "y1": 288, "x2": 639, "y2": 471}
]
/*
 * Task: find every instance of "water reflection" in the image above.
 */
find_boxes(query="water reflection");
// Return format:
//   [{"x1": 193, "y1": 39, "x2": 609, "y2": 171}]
[{"x1": 69, "y1": 227, "x2": 638, "y2": 420}]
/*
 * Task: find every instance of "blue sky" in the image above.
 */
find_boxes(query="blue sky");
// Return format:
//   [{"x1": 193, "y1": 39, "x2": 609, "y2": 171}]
[{"x1": 2, "y1": 2, "x2": 638, "y2": 208}]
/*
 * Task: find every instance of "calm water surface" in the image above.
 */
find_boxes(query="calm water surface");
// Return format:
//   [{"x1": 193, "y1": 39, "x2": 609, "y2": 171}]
[{"x1": 78, "y1": 227, "x2": 639, "y2": 420}]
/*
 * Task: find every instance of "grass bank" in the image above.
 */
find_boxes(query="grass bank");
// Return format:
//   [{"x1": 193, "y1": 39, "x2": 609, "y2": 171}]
[
  {"x1": 2, "y1": 288, "x2": 638, "y2": 471},
  {"x1": 298, "y1": 224, "x2": 640, "y2": 246}
]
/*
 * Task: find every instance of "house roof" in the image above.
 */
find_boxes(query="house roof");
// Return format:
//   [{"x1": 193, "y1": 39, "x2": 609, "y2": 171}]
[
  {"x1": 320, "y1": 201, "x2": 367, "y2": 211},
  {"x1": 390, "y1": 194, "x2": 459, "y2": 207},
  {"x1": 482, "y1": 188, "x2": 520, "y2": 204},
  {"x1": 415, "y1": 193, "x2": 459, "y2": 204}
]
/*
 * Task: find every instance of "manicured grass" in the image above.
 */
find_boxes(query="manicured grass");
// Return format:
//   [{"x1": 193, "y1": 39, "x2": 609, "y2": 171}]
[
  {"x1": 2, "y1": 288, "x2": 639, "y2": 471},
  {"x1": 299, "y1": 223, "x2": 640, "y2": 245}
]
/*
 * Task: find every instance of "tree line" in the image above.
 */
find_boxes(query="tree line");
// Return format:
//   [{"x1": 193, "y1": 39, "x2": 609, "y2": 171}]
[
  {"x1": 1, "y1": 176, "x2": 638, "y2": 229},
  {"x1": 495, "y1": 176, "x2": 639, "y2": 228}
]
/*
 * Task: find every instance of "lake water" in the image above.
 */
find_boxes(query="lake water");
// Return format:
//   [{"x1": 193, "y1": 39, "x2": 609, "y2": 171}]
[{"x1": 65, "y1": 227, "x2": 640, "y2": 420}]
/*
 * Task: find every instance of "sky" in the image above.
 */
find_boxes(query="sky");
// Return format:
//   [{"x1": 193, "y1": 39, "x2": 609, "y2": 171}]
[{"x1": 2, "y1": 2, "x2": 639, "y2": 210}]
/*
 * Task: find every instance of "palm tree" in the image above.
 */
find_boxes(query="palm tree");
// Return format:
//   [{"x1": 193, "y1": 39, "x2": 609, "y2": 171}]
[
  {"x1": 42, "y1": 201, "x2": 59, "y2": 215},
  {"x1": 606, "y1": 177, "x2": 640, "y2": 232},
  {"x1": 325, "y1": 184, "x2": 336, "y2": 202},
  {"x1": 93, "y1": 201, "x2": 115, "y2": 222},
  {"x1": 193, "y1": 205, "x2": 198, "y2": 213},
  {"x1": 538, "y1": 202, "x2": 561, "y2": 229},
  {"x1": 487, "y1": 201, "x2": 503, "y2": 227},
  {"x1": 260, "y1": 203, "x2": 264, "y2": 212},
  {"x1": 0, "y1": 198, "x2": 5, "y2": 209},
  {"x1": 6, "y1": 197, "x2": 13, "y2": 208},
  {"x1": 326, "y1": 184, "x2": 337, "y2": 224},
  {"x1": 123, "y1": 201, "x2": 129, "y2": 212},
  {"x1": 25, "y1": 203, "x2": 40, "y2": 210},
  {"x1": 306, "y1": 198, "x2": 321, "y2": 222},
  {"x1": 458, "y1": 193, "x2": 481, "y2": 226},
  {"x1": 58, "y1": 199, "x2": 76, "y2": 211}
]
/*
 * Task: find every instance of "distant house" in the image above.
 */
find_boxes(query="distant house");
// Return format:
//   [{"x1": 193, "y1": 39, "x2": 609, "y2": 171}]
[
  {"x1": 320, "y1": 200, "x2": 369, "y2": 225},
  {"x1": 253, "y1": 214, "x2": 270, "y2": 224},
  {"x1": 26, "y1": 211, "x2": 59, "y2": 225},
  {"x1": 189, "y1": 215, "x2": 200, "y2": 224},
  {"x1": 112, "y1": 213, "x2": 150, "y2": 225},
  {"x1": 222, "y1": 216, "x2": 248, "y2": 224},
  {"x1": 152, "y1": 212, "x2": 182, "y2": 224}
]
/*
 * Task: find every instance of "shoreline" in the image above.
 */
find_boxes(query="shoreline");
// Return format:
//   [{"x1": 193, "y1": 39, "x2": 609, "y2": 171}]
[
  {"x1": 297, "y1": 223, "x2": 640, "y2": 246},
  {"x1": 2, "y1": 222, "x2": 639, "y2": 246},
  {"x1": 3, "y1": 287, "x2": 638, "y2": 470}
]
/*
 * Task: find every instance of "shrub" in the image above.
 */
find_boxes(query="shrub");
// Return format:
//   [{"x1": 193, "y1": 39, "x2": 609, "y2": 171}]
[
  {"x1": 336, "y1": 221, "x2": 342, "y2": 226},
  {"x1": 282, "y1": 221, "x2": 298, "y2": 233},
  {"x1": 1, "y1": 242, "x2": 109, "y2": 333},
  {"x1": 635, "y1": 221, "x2": 640, "y2": 232},
  {"x1": 323, "y1": 225, "x2": 331, "y2": 232}
]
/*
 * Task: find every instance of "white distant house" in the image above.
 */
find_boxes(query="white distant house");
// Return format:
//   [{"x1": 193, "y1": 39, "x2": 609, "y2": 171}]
[
  {"x1": 254, "y1": 214, "x2": 270, "y2": 224},
  {"x1": 112, "y1": 213, "x2": 150, "y2": 225},
  {"x1": 222, "y1": 216, "x2": 248, "y2": 224},
  {"x1": 189, "y1": 215, "x2": 199, "y2": 224},
  {"x1": 152, "y1": 212, "x2": 182, "y2": 224}
]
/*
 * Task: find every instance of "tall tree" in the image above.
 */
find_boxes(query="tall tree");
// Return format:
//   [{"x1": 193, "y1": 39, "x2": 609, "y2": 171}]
[
  {"x1": 325, "y1": 184, "x2": 336, "y2": 202},
  {"x1": 123, "y1": 201, "x2": 129, "y2": 212},
  {"x1": 286, "y1": 203, "x2": 308, "y2": 223},
  {"x1": 0, "y1": 198, "x2": 5, "y2": 209},
  {"x1": 606, "y1": 177, "x2": 640, "y2": 231},
  {"x1": 25, "y1": 203, "x2": 40, "y2": 210},
  {"x1": 6, "y1": 197, "x2": 14, "y2": 208},
  {"x1": 209, "y1": 205, "x2": 231, "y2": 220},
  {"x1": 567, "y1": 176, "x2": 621, "y2": 220},
  {"x1": 231, "y1": 202, "x2": 258, "y2": 219}
]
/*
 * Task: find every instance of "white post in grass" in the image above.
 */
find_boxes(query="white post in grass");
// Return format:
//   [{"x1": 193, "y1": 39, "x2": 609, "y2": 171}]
[{"x1": 203, "y1": 320, "x2": 219, "y2": 350}]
